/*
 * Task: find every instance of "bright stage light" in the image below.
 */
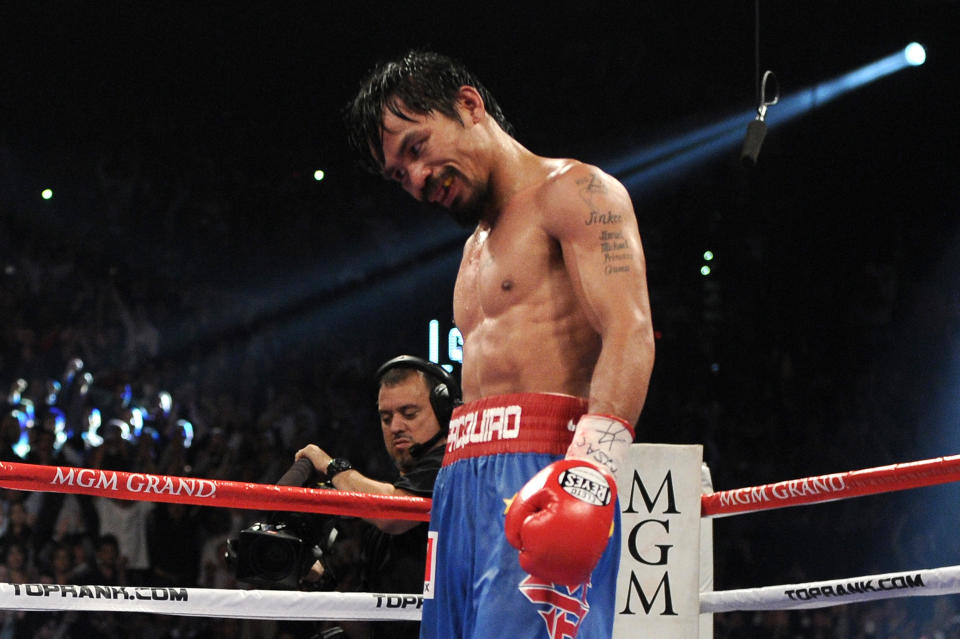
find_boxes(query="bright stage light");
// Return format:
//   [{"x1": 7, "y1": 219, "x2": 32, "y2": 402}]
[
  {"x1": 904, "y1": 42, "x2": 926, "y2": 66},
  {"x1": 703, "y1": 250, "x2": 714, "y2": 261},
  {"x1": 701, "y1": 265, "x2": 712, "y2": 276},
  {"x1": 41, "y1": 189, "x2": 53, "y2": 200},
  {"x1": 314, "y1": 170, "x2": 326, "y2": 181}
]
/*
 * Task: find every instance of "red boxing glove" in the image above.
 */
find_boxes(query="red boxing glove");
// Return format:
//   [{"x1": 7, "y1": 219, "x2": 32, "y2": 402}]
[{"x1": 505, "y1": 459, "x2": 617, "y2": 586}]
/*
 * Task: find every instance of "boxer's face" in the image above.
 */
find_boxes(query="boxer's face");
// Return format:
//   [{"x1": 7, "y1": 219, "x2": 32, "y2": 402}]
[
  {"x1": 378, "y1": 373, "x2": 442, "y2": 472},
  {"x1": 379, "y1": 96, "x2": 489, "y2": 226}
]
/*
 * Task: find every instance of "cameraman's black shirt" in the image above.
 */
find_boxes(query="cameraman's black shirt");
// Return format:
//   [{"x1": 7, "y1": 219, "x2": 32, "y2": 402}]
[
  {"x1": 363, "y1": 444, "x2": 443, "y2": 639},
  {"x1": 393, "y1": 443, "x2": 444, "y2": 496}
]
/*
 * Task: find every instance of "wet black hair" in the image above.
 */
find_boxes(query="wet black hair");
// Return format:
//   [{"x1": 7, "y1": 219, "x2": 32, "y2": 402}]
[{"x1": 345, "y1": 50, "x2": 514, "y2": 174}]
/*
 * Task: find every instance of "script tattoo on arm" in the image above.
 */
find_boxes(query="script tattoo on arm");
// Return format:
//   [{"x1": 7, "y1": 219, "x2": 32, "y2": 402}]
[
  {"x1": 575, "y1": 173, "x2": 633, "y2": 275},
  {"x1": 599, "y1": 228, "x2": 631, "y2": 275},
  {"x1": 578, "y1": 173, "x2": 624, "y2": 228}
]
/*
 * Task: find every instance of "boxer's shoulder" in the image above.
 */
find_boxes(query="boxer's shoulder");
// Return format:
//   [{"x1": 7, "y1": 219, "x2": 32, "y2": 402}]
[
  {"x1": 538, "y1": 158, "x2": 589, "y2": 201},
  {"x1": 541, "y1": 159, "x2": 621, "y2": 195},
  {"x1": 535, "y1": 160, "x2": 631, "y2": 238}
]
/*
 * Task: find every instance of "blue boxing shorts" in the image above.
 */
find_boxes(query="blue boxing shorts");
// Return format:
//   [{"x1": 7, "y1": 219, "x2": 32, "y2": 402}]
[{"x1": 420, "y1": 393, "x2": 621, "y2": 639}]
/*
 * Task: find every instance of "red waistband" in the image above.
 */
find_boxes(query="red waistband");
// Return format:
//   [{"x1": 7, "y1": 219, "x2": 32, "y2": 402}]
[{"x1": 442, "y1": 393, "x2": 589, "y2": 466}]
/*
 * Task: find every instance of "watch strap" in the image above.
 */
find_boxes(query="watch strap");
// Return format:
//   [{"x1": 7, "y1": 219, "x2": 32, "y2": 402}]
[{"x1": 326, "y1": 458, "x2": 354, "y2": 478}]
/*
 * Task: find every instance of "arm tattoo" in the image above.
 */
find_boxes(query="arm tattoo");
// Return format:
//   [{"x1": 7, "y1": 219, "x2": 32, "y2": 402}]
[
  {"x1": 577, "y1": 172, "x2": 607, "y2": 201},
  {"x1": 576, "y1": 172, "x2": 631, "y2": 273},
  {"x1": 600, "y1": 228, "x2": 631, "y2": 275},
  {"x1": 578, "y1": 174, "x2": 623, "y2": 227}
]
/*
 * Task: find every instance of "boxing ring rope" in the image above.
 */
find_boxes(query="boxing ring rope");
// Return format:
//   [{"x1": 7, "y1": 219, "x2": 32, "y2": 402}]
[
  {"x1": 7, "y1": 455, "x2": 960, "y2": 521},
  {"x1": 702, "y1": 565, "x2": 960, "y2": 613},
  {"x1": 0, "y1": 583, "x2": 422, "y2": 620},
  {"x1": 3, "y1": 455, "x2": 960, "y2": 618},
  {"x1": 4, "y1": 566, "x2": 960, "y2": 617},
  {"x1": 701, "y1": 453, "x2": 960, "y2": 517},
  {"x1": 0, "y1": 460, "x2": 431, "y2": 521}
]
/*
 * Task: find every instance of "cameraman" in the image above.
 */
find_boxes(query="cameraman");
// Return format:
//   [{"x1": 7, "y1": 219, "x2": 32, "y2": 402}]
[{"x1": 295, "y1": 355, "x2": 459, "y2": 639}]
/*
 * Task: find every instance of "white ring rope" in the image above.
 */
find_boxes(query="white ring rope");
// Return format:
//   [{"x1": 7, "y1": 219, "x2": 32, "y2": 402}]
[
  {"x1": 701, "y1": 564, "x2": 960, "y2": 613},
  {"x1": 0, "y1": 583, "x2": 423, "y2": 621},
  {"x1": 4, "y1": 564, "x2": 959, "y2": 619}
]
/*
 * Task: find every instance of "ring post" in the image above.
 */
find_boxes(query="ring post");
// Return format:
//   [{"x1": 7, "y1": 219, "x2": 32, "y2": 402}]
[
  {"x1": 700, "y1": 461, "x2": 715, "y2": 639},
  {"x1": 614, "y1": 444, "x2": 704, "y2": 639}
]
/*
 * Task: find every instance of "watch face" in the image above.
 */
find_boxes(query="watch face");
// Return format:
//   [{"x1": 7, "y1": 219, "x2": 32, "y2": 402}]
[{"x1": 328, "y1": 458, "x2": 352, "y2": 476}]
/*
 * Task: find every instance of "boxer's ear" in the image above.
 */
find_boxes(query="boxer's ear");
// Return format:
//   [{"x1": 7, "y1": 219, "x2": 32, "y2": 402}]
[{"x1": 456, "y1": 85, "x2": 486, "y2": 125}]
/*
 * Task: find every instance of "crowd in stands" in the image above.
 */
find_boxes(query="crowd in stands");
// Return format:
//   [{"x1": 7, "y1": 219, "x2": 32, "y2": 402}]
[
  {"x1": 0, "y1": 248, "x2": 379, "y2": 637},
  {"x1": 1, "y1": 124, "x2": 959, "y2": 638}
]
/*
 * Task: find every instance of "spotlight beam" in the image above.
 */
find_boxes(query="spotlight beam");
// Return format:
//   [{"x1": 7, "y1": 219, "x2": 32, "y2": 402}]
[{"x1": 608, "y1": 44, "x2": 925, "y2": 196}]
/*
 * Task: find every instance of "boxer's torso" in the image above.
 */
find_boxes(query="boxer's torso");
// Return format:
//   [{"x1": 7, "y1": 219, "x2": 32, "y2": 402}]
[{"x1": 453, "y1": 158, "x2": 601, "y2": 403}]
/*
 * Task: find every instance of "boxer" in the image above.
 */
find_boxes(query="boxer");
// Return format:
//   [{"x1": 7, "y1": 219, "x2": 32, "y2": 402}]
[{"x1": 346, "y1": 51, "x2": 654, "y2": 639}]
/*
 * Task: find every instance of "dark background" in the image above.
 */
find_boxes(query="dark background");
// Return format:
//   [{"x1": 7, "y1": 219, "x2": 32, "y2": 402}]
[{"x1": 1, "y1": 0, "x2": 959, "y2": 633}]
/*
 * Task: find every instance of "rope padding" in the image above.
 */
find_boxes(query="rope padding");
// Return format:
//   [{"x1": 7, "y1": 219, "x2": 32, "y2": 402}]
[
  {"x1": 702, "y1": 454, "x2": 960, "y2": 517},
  {"x1": 701, "y1": 564, "x2": 960, "y2": 612},
  {"x1": 7, "y1": 454, "x2": 960, "y2": 522},
  {"x1": 0, "y1": 583, "x2": 423, "y2": 620},
  {"x1": 3, "y1": 565, "x2": 959, "y2": 618},
  {"x1": 0, "y1": 461, "x2": 431, "y2": 521}
]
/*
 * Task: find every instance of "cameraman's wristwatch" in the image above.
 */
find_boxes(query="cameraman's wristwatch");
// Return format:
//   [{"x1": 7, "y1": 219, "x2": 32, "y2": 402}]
[{"x1": 326, "y1": 458, "x2": 354, "y2": 478}]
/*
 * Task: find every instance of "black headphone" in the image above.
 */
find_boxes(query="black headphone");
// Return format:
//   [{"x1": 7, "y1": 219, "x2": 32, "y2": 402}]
[{"x1": 375, "y1": 355, "x2": 462, "y2": 457}]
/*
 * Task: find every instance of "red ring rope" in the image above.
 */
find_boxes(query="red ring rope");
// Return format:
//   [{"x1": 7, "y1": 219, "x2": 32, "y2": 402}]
[
  {"x1": 4, "y1": 454, "x2": 960, "y2": 522},
  {"x1": 0, "y1": 461, "x2": 431, "y2": 521},
  {"x1": 701, "y1": 454, "x2": 960, "y2": 517}
]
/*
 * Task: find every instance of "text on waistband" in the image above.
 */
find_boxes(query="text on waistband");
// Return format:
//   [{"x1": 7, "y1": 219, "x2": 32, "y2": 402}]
[{"x1": 447, "y1": 405, "x2": 523, "y2": 452}]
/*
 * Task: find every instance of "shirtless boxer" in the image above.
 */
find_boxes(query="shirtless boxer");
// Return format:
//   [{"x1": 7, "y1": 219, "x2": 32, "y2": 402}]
[{"x1": 346, "y1": 51, "x2": 654, "y2": 639}]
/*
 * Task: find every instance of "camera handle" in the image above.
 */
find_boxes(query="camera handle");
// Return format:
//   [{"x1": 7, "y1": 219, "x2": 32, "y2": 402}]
[{"x1": 277, "y1": 457, "x2": 317, "y2": 487}]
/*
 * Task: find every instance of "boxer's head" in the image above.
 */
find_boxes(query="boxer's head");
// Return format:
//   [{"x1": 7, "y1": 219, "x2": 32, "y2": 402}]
[{"x1": 346, "y1": 50, "x2": 514, "y2": 226}]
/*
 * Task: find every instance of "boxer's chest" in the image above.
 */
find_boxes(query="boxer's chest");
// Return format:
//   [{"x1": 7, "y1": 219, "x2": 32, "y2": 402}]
[{"x1": 453, "y1": 214, "x2": 562, "y2": 332}]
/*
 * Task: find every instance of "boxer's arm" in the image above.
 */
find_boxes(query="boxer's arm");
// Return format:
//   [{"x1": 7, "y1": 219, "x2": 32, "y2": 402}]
[
  {"x1": 295, "y1": 445, "x2": 420, "y2": 534},
  {"x1": 507, "y1": 165, "x2": 653, "y2": 584},
  {"x1": 543, "y1": 163, "x2": 655, "y2": 426}
]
